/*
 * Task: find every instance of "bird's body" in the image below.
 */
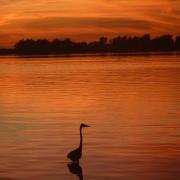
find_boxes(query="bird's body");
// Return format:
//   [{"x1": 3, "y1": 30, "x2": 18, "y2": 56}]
[
  {"x1": 67, "y1": 147, "x2": 82, "y2": 163},
  {"x1": 67, "y1": 123, "x2": 90, "y2": 163}
]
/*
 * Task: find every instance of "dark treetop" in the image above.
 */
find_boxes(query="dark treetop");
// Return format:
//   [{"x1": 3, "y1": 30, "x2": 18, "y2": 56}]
[{"x1": 1, "y1": 34, "x2": 180, "y2": 55}]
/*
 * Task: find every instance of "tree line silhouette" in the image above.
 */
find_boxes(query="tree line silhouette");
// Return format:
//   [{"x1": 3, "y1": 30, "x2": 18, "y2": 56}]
[{"x1": 1, "y1": 34, "x2": 180, "y2": 55}]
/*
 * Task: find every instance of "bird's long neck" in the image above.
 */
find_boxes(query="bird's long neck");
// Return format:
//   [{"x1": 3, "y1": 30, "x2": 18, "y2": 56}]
[{"x1": 79, "y1": 127, "x2": 83, "y2": 151}]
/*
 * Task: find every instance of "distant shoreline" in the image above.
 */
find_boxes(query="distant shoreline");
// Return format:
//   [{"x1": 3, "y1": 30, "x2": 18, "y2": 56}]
[
  {"x1": 0, "y1": 34, "x2": 180, "y2": 56},
  {"x1": 0, "y1": 34, "x2": 179, "y2": 57},
  {"x1": 0, "y1": 51, "x2": 180, "y2": 59}
]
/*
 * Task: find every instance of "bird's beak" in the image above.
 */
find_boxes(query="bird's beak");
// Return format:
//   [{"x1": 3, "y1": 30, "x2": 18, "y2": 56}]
[{"x1": 85, "y1": 124, "x2": 90, "y2": 127}]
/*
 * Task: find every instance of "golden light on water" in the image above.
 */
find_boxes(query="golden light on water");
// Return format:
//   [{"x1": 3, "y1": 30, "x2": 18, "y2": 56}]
[{"x1": 0, "y1": 56, "x2": 180, "y2": 179}]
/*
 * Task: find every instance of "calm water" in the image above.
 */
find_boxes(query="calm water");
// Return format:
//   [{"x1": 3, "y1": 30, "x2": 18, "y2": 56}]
[{"x1": 0, "y1": 55, "x2": 180, "y2": 180}]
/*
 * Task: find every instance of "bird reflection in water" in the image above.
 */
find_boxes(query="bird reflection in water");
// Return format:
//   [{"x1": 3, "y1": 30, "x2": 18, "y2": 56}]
[{"x1": 67, "y1": 162, "x2": 83, "y2": 180}]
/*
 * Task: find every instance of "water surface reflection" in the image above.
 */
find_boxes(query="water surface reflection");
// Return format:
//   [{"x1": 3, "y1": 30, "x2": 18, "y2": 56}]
[
  {"x1": 67, "y1": 162, "x2": 83, "y2": 180},
  {"x1": 0, "y1": 55, "x2": 180, "y2": 180}
]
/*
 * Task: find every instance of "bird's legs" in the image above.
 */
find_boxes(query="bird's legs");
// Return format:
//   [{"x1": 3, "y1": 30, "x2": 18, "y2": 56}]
[{"x1": 73, "y1": 160, "x2": 79, "y2": 164}]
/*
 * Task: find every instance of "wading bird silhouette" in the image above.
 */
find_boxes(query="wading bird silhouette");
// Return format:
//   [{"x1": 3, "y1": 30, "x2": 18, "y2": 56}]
[{"x1": 67, "y1": 123, "x2": 90, "y2": 164}]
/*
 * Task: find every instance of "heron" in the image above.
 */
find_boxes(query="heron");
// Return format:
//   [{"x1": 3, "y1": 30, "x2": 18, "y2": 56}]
[{"x1": 67, "y1": 123, "x2": 90, "y2": 163}]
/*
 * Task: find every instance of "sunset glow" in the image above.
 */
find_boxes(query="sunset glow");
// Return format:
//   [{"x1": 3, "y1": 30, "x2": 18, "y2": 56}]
[{"x1": 0, "y1": 0, "x2": 180, "y2": 47}]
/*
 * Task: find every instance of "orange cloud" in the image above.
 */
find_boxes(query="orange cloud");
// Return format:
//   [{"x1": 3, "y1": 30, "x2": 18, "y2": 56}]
[{"x1": 0, "y1": 0, "x2": 179, "y2": 48}]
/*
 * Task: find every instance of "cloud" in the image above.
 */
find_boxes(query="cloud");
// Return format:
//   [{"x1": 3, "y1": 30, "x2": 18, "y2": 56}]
[
  {"x1": 3, "y1": 17, "x2": 154, "y2": 29},
  {"x1": 0, "y1": 0, "x2": 179, "y2": 47}
]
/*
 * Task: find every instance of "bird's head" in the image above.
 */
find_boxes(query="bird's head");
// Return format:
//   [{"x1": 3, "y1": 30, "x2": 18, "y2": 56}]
[{"x1": 80, "y1": 123, "x2": 90, "y2": 128}]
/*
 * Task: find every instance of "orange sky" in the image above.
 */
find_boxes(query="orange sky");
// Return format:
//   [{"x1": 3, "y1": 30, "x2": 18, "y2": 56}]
[{"x1": 0, "y1": 0, "x2": 180, "y2": 48}]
